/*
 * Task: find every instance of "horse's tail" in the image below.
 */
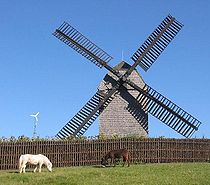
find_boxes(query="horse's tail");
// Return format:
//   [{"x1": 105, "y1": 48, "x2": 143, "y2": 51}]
[
  {"x1": 18, "y1": 155, "x2": 23, "y2": 170},
  {"x1": 127, "y1": 151, "x2": 131, "y2": 167}
]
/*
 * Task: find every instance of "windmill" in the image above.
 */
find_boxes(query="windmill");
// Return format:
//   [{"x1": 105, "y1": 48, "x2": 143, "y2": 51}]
[
  {"x1": 30, "y1": 112, "x2": 39, "y2": 138},
  {"x1": 53, "y1": 15, "x2": 202, "y2": 139}
]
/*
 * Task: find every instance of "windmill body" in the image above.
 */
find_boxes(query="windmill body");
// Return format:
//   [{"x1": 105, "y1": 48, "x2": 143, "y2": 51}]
[
  {"x1": 53, "y1": 15, "x2": 202, "y2": 139},
  {"x1": 99, "y1": 61, "x2": 148, "y2": 137}
]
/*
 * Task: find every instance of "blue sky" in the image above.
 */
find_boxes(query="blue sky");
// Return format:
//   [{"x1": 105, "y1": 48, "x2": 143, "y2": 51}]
[{"x1": 0, "y1": 0, "x2": 209, "y2": 139}]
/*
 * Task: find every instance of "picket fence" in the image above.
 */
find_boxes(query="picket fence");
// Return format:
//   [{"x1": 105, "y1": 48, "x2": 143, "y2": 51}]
[{"x1": 0, "y1": 138, "x2": 210, "y2": 170}]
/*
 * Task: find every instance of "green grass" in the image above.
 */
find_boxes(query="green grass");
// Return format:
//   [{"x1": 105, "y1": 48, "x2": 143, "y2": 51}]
[{"x1": 0, "y1": 163, "x2": 210, "y2": 185}]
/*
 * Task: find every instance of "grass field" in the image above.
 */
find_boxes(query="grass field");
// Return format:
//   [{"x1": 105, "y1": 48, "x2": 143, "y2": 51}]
[{"x1": 0, "y1": 163, "x2": 210, "y2": 185}]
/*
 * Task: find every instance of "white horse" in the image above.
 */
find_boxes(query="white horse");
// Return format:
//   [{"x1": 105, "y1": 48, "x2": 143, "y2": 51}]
[{"x1": 19, "y1": 154, "x2": 52, "y2": 173}]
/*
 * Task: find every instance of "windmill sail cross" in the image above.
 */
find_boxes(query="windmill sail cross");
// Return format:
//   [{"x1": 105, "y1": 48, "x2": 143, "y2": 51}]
[{"x1": 53, "y1": 15, "x2": 202, "y2": 139}]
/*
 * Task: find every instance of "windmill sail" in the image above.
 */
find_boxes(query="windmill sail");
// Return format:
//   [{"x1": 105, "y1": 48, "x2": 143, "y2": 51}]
[
  {"x1": 53, "y1": 22, "x2": 113, "y2": 68},
  {"x1": 126, "y1": 80, "x2": 201, "y2": 138},
  {"x1": 56, "y1": 89, "x2": 117, "y2": 138},
  {"x1": 131, "y1": 15, "x2": 183, "y2": 72}
]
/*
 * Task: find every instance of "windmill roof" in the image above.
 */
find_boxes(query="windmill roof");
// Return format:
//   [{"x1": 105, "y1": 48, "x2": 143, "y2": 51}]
[
  {"x1": 111, "y1": 60, "x2": 145, "y2": 84},
  {"x1": 113, "y1": 61, "x2": 132, "y2": 71}
]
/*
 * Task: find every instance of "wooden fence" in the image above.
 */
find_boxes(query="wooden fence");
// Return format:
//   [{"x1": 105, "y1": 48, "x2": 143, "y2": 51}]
[{"x1": 0, "y1": 138, "x2": 210, "y2": 170}]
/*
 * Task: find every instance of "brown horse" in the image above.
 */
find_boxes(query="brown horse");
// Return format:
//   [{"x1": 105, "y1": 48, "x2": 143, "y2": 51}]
[{"x1": 101, "y1": 148, "x2": 130, "y2": 167}]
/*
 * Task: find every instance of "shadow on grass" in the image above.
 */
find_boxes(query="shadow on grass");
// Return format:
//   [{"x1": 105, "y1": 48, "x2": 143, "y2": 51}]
[
  {"x1": 92, "y1": 165, "x2": 117, "y2": 168},
  {"x1": 8, "y1": 171, "x2": 19, "y2": 174}
]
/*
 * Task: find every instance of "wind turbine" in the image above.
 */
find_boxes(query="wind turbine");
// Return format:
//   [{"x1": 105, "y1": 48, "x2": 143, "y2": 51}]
[{"x1": 30, "y1": 112, "x2": 39, "y2": 138}]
